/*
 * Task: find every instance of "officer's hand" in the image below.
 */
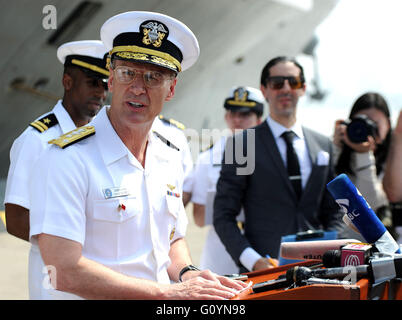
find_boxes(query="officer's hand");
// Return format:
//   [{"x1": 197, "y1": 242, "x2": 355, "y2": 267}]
[
  {"x1": 163, "y1": 270, "x2": 248, "y2": 300},
  {"x1": 252, "y1": 257, "x2": 279, "y2": 271},
  {"x1": 182, "y1": 268, "x2": 248, "y2": 290}
]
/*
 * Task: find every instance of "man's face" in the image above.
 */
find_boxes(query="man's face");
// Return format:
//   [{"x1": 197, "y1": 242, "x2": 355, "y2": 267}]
[
  {"x1": 260, "y1": 61, "x2": 306, "y2": 121},
  {"x1": 225, "y1": 110, "x2": 261, "y2": 131},
  {"x1": 108, "y1": 59, "x2": 177, "y2": 128},
  {"x1": 68, "y1": 69, "x2": 107, "y2": 118}
]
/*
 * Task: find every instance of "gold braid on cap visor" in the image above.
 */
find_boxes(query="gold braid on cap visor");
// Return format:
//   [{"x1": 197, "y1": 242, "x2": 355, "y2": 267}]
[
  {"x1": 71, "y1": 59, "x2": 110, "y2": 76},
  {"x1": 107, "y1": 45, "x2": 182, "y2": 72},
  {"x1": 226, "y1": 100, "x2": 257, "y2": 107}
]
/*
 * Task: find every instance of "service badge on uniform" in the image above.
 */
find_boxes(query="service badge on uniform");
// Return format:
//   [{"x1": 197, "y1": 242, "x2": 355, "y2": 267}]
[
  {"x1": 167, "y1": 191, "x2": 180, "y2": 198},
  {"x1": 167, "y1": 184, "x2": 176, "y2": 191}
]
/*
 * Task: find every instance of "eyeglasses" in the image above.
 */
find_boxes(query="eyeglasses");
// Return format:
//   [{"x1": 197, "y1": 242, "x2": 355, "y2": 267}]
[
  {"x1": 267, "y1": 76, "x2": 303, "y2": 90},
  {"x1": 113, "y1": 66, "x2": 174, "y2": 88}
]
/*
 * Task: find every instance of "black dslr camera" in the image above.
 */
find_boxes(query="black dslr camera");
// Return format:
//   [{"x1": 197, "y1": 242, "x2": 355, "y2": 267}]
[{"x1": 345, "y1": 114, "x2": 379, "y2": 143}]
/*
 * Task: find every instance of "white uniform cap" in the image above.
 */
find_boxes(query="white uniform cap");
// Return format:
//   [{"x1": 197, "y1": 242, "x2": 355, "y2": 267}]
[
  {"x1": 100, "y1": 11, "x2": 200, "y2": 72},
  {"x1": 224, "y1": 86, "x2": 265, "y2": 116},
  {"x1": 57, "y1": 40, "x2": 110, "y2": 78}
]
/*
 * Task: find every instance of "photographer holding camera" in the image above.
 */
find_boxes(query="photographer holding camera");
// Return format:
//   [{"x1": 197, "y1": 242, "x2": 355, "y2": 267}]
[{"x1": 333, "y1": 92, "x2": 396, "y2": 240}]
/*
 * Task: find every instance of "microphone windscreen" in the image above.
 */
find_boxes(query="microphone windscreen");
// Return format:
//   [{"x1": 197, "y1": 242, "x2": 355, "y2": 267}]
[
  {"x1": 322, "y1": 250, "x2": 341, "y2": 268},
  {"x1": 327, "y1": 174, "x2": 385, "y2": 243},
  {"x1": 279, "y1": 239, "x2": 360, "y2": 260},
  {"x1": 327, "y1": 174, "x2": 400, "y2": 254},
  {"x1": 286, "y1": 266, "x2": 312, "y2": 283}
]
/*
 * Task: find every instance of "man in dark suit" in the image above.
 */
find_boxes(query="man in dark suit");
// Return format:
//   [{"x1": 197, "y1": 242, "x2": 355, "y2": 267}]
[{"x1": 213, "y1": 56, "x2": 343, "y2": 273}]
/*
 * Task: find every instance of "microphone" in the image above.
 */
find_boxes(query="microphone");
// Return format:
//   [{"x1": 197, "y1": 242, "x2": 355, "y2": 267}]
[
  {"x1": 252, "y1": 275, "x2": 290, "y2": 293},
  {"x1": 251, "y1": 263, "x2": 324, "y2": 293},
  {"x1": 342, "y1": 213, "x2": 360, "y2": 234},
  {"x1": 286, "y1": 265, "x2": 370, "y2": 285},
  {"x1": 322, "y1": 243, "x2": 374, "y2": 268},
  {"x1": 279, "y1": 239, "x2": 360, "y2": 260},
  {"x1": 327, "y1": 174, "x2": 401, "y2": 254},
  {"x1": 288, "y1": 254, "x2": 402, "y2": 286},
  {"x1": 301, "y1": 277, "x2": 352, "y2": 286}
]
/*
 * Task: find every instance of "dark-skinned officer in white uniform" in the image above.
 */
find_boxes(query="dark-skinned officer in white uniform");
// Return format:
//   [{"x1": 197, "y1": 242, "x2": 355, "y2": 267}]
[
  {"x1": 4, "y1": 40, "x2": 109, "y2": 299},
  {"x1": 29, "y1": 11, "x2": 247, "y2": 300}
]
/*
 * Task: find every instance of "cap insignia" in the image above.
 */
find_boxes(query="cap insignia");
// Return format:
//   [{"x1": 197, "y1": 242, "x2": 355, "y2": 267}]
[
  {"x1": 141, "y1": 21, "x2": 168, "y2": 48},
  {"x1": 234, "y1": 88, "x2": 248, "y2": 103},
  {"x1": 226, "y1": 87, "x2": 257, "y2": 107}
]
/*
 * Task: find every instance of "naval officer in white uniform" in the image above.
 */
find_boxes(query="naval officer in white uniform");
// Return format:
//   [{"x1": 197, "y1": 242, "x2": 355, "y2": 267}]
[
  {"x1": 152, "y1": 115, "x2": 194, "y2": 206},
  {"x1": 191, "y1": 86, "x2": 264, "y2": 275},
  {"x1": 4, "y1": 40, "x2": 109, "y2": 299},
  {"x1": 29, "y1": 11, "x2": 247, "y2": 300}
]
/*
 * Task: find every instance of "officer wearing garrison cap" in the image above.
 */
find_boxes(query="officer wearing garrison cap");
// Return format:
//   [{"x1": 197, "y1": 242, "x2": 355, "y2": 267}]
[
  {"x1": 191, "y1": 86, "x2": 264, "y2": 275},
  {"x1": 4, "y1": 40, "x2": 109, "y2": 299},
  {"x1": 29, "y1": 11, "x2": 247, "y2": 300}
]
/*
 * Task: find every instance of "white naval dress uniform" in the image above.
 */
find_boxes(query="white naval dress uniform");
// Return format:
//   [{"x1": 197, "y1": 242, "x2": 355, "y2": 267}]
[
  {"x1": 192, "y1": 136, "x2": 244, "y2": 275},
  {"x1": 152, "y1": 117, "x2": 194, "y2": 193},
  {"x1": 4, "y1": 100, "x2": 76, "y2": 299},
  {"x1": 29, "y1": 106, "x2": 188, "y2": 299}
]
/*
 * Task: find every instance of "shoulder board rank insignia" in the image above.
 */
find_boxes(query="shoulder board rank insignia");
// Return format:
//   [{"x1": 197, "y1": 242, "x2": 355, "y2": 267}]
[
  {"x1": 152, "y1": 130, "x2": 180, "y2": 151},
  {"x1": 29, "y1": 113, "x2": 58, "y2": 133},
  {"x1": 158, "y1": 115, "x2": 186, "y2": 130},
  {"x1": 48, "y1": 126, "x2": 95, "y2": 149}
]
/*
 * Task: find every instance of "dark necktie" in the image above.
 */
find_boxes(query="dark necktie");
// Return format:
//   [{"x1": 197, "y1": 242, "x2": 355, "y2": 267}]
[{"x1": 281, "y1": 131, "x2": 302, "y2": 199}]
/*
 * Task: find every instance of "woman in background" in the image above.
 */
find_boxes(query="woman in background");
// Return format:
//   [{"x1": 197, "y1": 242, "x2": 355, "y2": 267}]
[{"x1": 332, "y1": 92, "x2": 396, "y2": 240}]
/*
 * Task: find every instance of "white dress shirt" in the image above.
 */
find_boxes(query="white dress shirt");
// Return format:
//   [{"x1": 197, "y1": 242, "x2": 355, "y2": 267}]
[{"x1": 266, "y1": 115, "x2": 312, "y2": 189}]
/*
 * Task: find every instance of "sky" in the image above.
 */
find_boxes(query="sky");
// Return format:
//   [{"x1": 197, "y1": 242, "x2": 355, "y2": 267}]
[{"x1": 296, "y1": 0, "x2": 402, "y2": 136}]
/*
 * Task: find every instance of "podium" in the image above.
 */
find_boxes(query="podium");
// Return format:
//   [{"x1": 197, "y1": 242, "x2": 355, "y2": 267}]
[{"x1": 233, "y1": 260, "x2": 402, "y2": 300}]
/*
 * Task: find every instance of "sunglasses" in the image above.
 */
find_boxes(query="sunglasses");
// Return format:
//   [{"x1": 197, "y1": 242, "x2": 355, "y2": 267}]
[
  {"x1": 267, "y1": 76, "x2": 303, "y2": 90},
  {"x1": 113, "y1": 66, "x2": 174, "y2": 88}
]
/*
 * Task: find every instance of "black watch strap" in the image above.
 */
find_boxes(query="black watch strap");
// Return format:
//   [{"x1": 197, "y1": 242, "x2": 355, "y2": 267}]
[{"x1": 178, "y1": 265, "x2": 200, "y2": 282}]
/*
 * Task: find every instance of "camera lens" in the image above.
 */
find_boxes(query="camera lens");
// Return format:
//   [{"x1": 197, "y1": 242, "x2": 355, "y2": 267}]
[{"x1": 346, "y1": 115, "x2": 378, "y2": 143}]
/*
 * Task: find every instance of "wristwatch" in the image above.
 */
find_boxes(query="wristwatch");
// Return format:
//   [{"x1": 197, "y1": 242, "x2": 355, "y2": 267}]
[{"x1": 178, "y1": 264, "x2": 200, "y2": 282}]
